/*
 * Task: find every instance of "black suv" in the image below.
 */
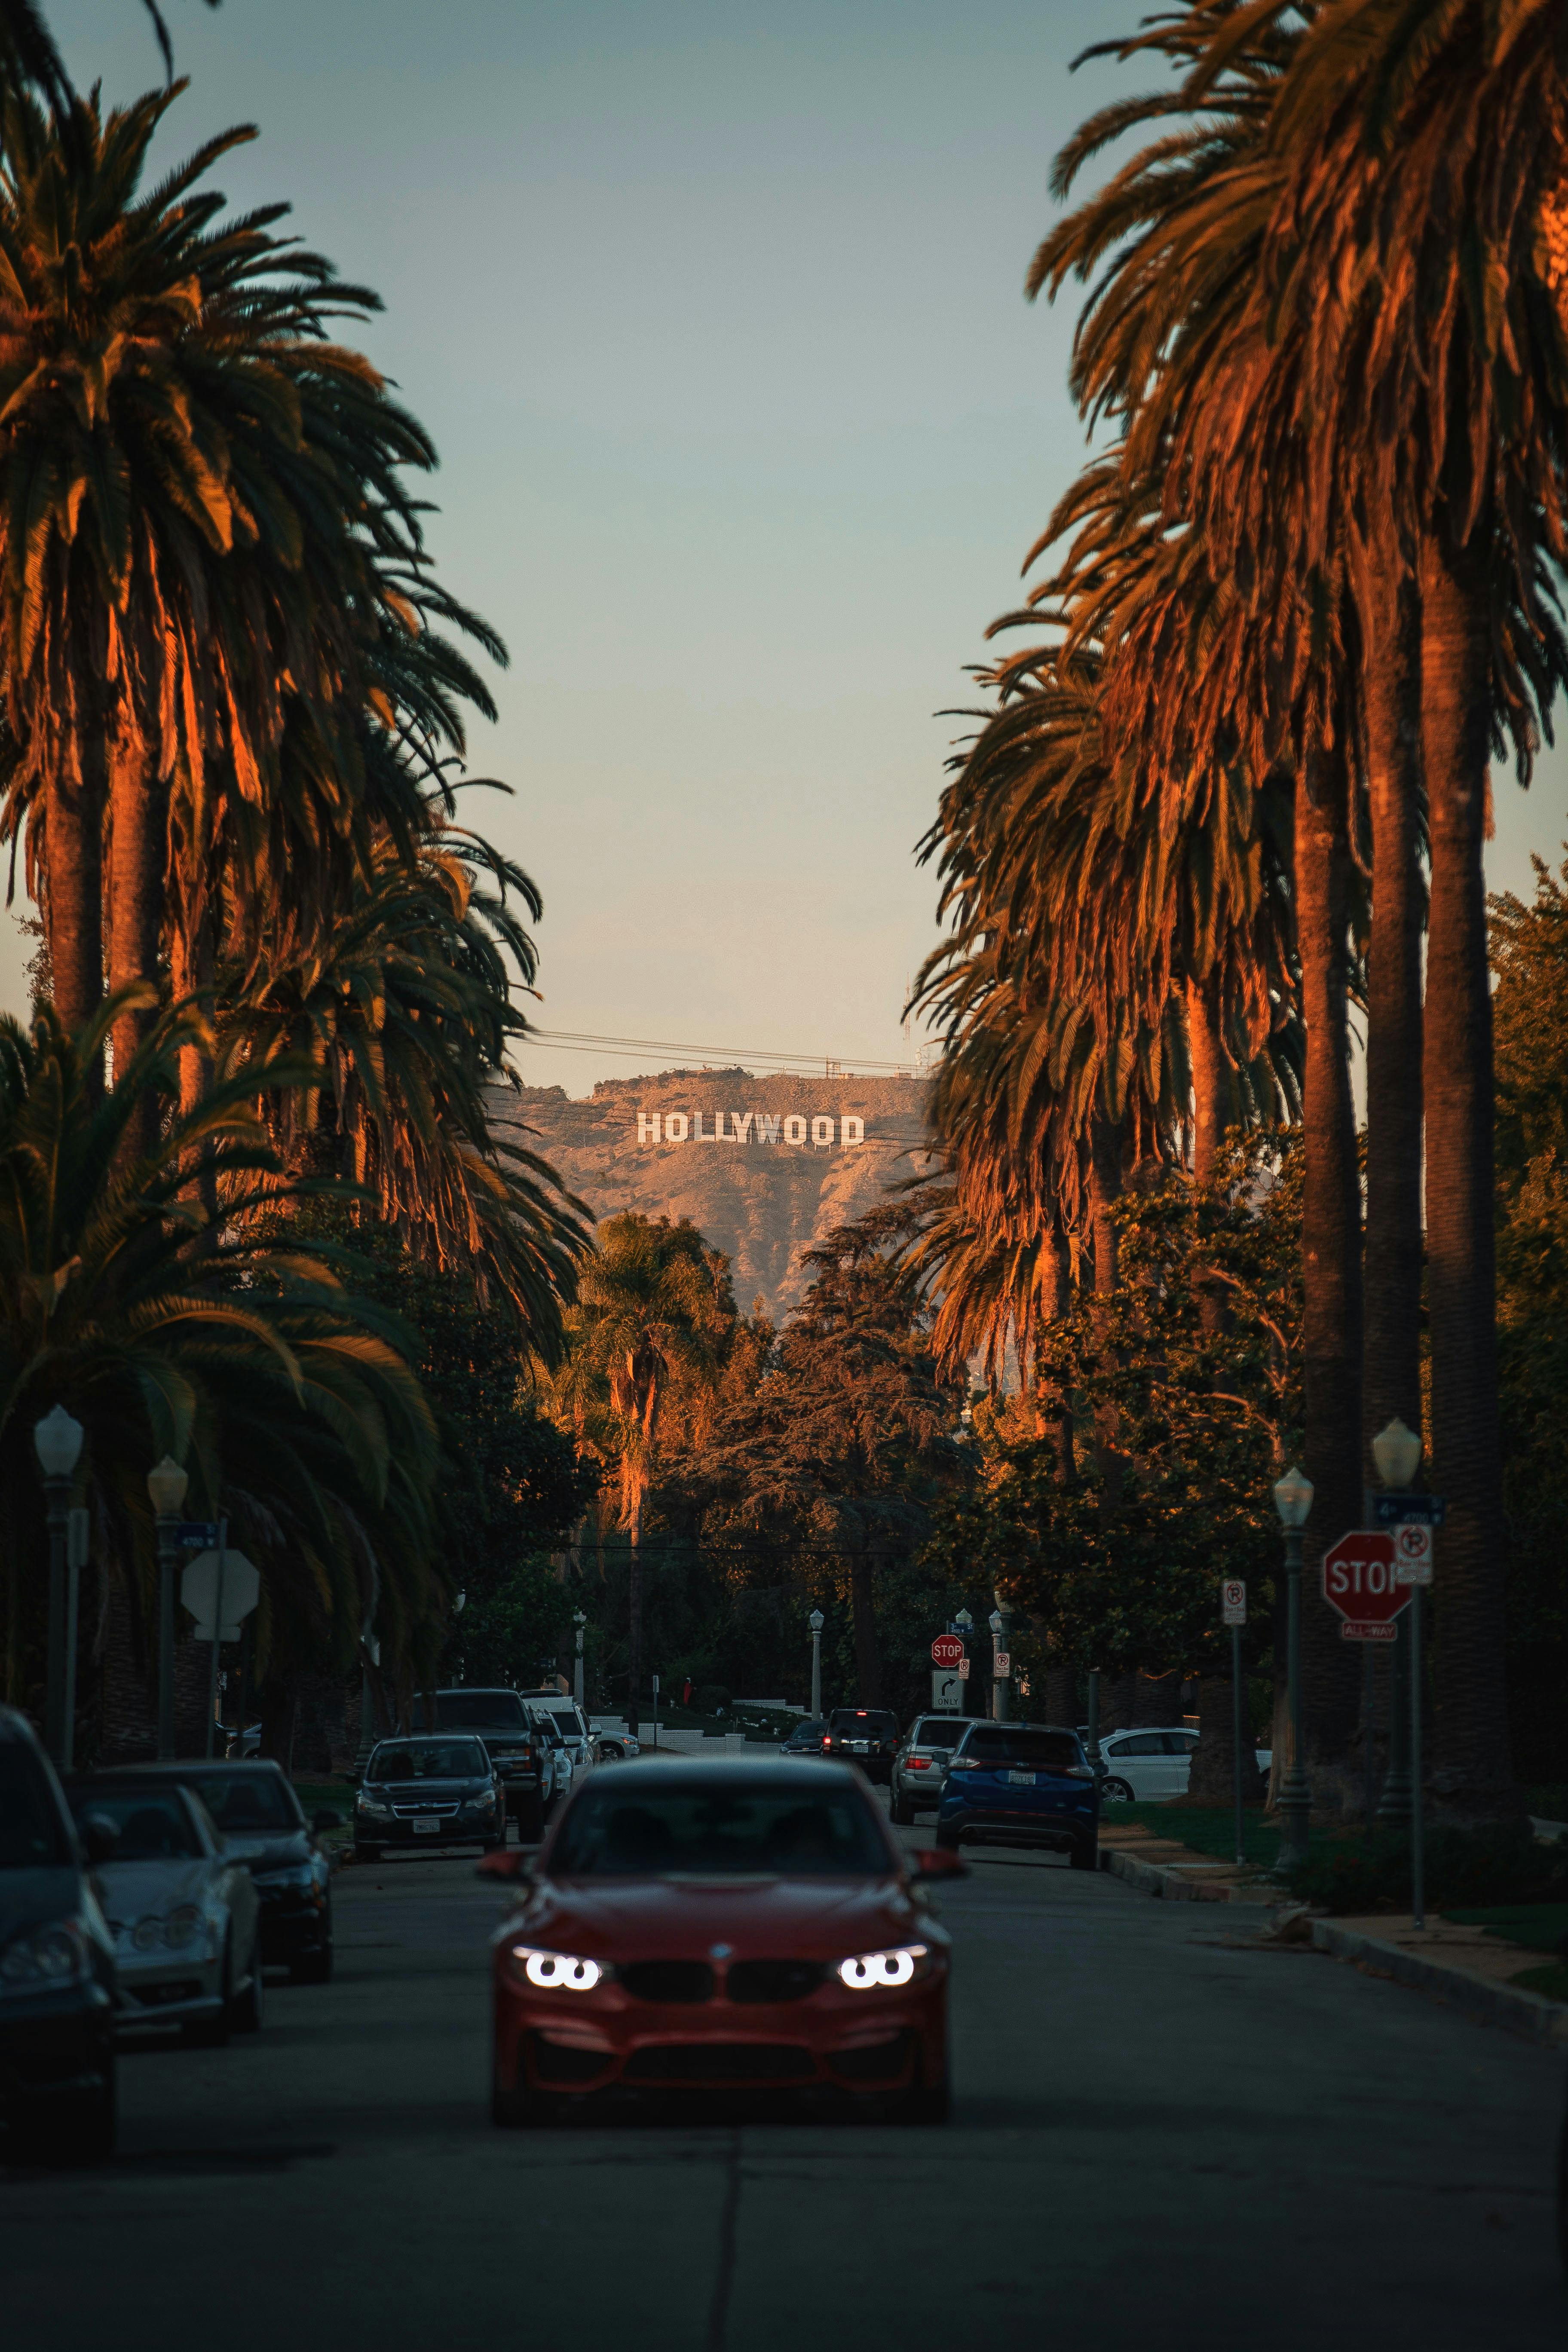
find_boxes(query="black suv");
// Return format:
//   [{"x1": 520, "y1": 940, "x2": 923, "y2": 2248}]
[
  {"x1": 822, "y1": 1707, "x2": 901, "y2": 1784},
  {"x1": 408, "y1": 1689, "x2": 547, "y2": 1840}
]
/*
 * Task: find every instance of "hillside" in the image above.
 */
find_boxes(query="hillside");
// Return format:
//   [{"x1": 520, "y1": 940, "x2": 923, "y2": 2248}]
[{"x1": 488, "y1": 1067, "x2": 934, "y2": 1317}]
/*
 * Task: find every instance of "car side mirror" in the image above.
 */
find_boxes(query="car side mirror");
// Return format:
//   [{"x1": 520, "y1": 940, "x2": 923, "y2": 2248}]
[
  {"x1": 476, "y1": 1848, "x2": 533, "y2": 1885},
  {"x1": 80, "y1": 1812, "x2": 121, "y2": 1865},
  {"x1": 909, "y1": 1848, "x2": 968, "y2": 1883},
  {"x1": 312, "y1": 1810, "x2": 345, "y2": 1834}
]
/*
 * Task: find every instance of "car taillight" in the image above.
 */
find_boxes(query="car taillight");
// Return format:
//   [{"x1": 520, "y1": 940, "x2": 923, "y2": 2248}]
[
  {"x1": 822, "y1": 1736, "x2": 832, "y2": 1750},
  {"x1": 907, "y1": 1758, "x2": 930, "y2": 1771}
]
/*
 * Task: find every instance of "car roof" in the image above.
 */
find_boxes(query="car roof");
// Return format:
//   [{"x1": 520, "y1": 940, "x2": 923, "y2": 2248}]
[
  {"x1": 572, "y1": 1755, "x2": 865, "y2": 1787},
  {"x1": 955, "y1": 1720, "x2": 1080, "y2": 1737},
  {"x1": 1103, "y1": 1724, "x2": 1194, "y2": 1737},
  {"x1": 102, "y1": 1757, "x2": 287, "y2": 1776}
]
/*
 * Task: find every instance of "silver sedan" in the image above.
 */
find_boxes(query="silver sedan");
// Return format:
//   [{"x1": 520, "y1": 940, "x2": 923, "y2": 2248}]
[{"x1": 67, "y1": 1779, "x2": 263, "y2": 2046}]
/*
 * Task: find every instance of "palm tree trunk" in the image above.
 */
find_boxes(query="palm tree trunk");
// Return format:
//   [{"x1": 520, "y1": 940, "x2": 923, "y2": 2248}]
[
  {"x1": 1361, "y1": 573, "x2": 1426, "y2": 1473},
  {"x1": 1295, "y1": 753, "x2": 1363, "y2": 1799},
  {"x1": 1185, "y1": 971, "x2": 1230, "y2": 1183},
  {"x1": 626, "y1": 1492, "x2": 643, "y2": 1739},
  {"x1": 851, "y1": 1547, "x2": 881, "y2": 1706},
  {"x1": 107, "y1": 740, "x2": 167, "y2": 1156},
  {"x1": 44, "y1": 748, "x2": 105, "y2": 1041},
  {"x1": 1419, "y1": 529, "x2": 1516, "y2": 1821}
]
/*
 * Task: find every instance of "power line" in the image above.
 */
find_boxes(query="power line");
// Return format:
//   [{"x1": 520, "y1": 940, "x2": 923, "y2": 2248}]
[{"x1": 524, "y1": 1025, "x2": 932, "y2": 1077}]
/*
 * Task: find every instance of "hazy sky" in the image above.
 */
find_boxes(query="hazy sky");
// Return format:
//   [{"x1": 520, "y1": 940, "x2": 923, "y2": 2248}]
[{"x1": 15, "y1": 0, "x2": 1568, "y2": 1096}]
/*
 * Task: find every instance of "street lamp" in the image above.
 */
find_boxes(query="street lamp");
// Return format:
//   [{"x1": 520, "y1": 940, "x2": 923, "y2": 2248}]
[
  {"x1": 147, "y1": 1455, "x2": 189, "y2": 1761},
  {"x1": 34, "y1": 1407, "x2": 83, "y2": 1767},
  {"x1": 1272, "y1": 1464, "x2": 1314, "y2": 1873},
  {"x1": 808, "y1": 1609, "x2": 824, "y2": 1719},
  {"x1": 573, "y1": 1609, "x2": 587, "y2": 1710},
  {"x1": 989, "y1": 1607, "x2": 1008, "y2": 1723},
  {"x1": 1372, "y1": 1416, "x2": 1421, "y2": 1492}
]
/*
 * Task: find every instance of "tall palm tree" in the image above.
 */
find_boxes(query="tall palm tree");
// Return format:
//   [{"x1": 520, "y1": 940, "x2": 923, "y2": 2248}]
[{"x1": 554, "y1": 1216, "x2": 717, "y2": 1735}]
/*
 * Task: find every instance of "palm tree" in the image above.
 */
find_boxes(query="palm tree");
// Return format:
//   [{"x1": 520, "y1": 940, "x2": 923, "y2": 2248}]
[{"x1": 554, "y1": 1216, "x2": 717, "y2": 1735}]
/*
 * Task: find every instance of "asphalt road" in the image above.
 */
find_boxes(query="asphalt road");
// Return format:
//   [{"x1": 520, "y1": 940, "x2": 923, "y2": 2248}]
[{"x1": 5, "y1": 1801, "x2": 1563, "y2": 2352}]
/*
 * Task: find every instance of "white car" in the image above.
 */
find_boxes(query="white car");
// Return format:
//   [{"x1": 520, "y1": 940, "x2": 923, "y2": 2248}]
[
  {"x1": 66, "y1": 1778, "x2": 264, "y2": 2043},
  {"x1": 521, "y1": 1692, "x2": 597, "y2": 1781},
  {"x1": 1096, "y1": 1725, "x2": 1272, "y2": 1803}
]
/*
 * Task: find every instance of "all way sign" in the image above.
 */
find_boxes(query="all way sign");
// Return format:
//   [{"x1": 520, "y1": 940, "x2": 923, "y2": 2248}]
[{"x1": 1322, "y1": 1531, "x2": 1410, "y2": 1642}]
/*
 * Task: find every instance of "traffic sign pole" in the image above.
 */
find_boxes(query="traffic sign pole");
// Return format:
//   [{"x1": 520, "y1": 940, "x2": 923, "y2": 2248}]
[
  {"x1": 1410, "y1": 1589, "x2": 1425, "y2": 1929},
  {"x1": 205, "y1": 1519, "x2": 229, "y2": 1761},
  {"x1": 1221, "y1": 1581, "x2": 1247, "y2": 1867}
]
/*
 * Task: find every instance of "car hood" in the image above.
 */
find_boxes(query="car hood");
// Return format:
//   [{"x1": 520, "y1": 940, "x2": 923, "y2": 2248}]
[
  {"x1": 0, "y1": 1863, "x2": 87, "y2": 1941},
  {"x1": 218, "y1": 1831, "x2": 313, "y2": 1874},
  {"x1": 95, "y1": 1856, "x2": 213, "y2": 1922},
  {"x1": 498, "y1": 1874, "x2": 930, "y2": 1963}
]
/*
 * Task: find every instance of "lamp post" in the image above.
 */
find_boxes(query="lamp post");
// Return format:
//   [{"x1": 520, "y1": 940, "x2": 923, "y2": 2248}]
[
  {"x1": 1370, "y1": 1416, "x2": 1425, "y2": 1926},
  {"x1": 989, "y1": 1607, "x2": 1008, "y2": 1723},
  {"x1": 147, "y1": 1456, "x2": 189, "y2": 1760},
  {"x1": 954, "y1": 1608, "x2": 974, "y2": 1716},
  {"x1": 808, "y1": 1610, "x2": 824, "y2": 1719},
  {"x1": 1272, "y1": 1464, "x2": 1315, "y2": 1873},
  {"x1": 573, "y1": 1610, "x2": 587, "y2": 1710},
  {"x1": 35, "y1": 1407, "x2": 84, "y2": 1767}
]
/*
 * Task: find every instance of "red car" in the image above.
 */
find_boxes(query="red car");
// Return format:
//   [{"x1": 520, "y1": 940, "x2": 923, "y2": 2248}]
[{"x1": 479, "y1": 1758, "x2": 962, "y2": 2125}]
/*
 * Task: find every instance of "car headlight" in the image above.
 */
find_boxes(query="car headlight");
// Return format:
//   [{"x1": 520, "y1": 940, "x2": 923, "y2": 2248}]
[
  {"x1": 254, "y1": 1864, "x2": 316, "y2": 1890},
  {"x1": 507, "y1": 1945, "x2": 603, "y2": 1991},
  {"x1": 165, "y1": 1906, "x2": 202, "y2": 1948},
  {"x1": 837, "y1": 1945, "x2": 929, "y2": 1990},
  {"x1": 0, "y1": 1919, "x2": 90, "y2": 1992},
  {"x1": 356, "y1": 1794, "x2": 393, "y2": 1817},
  {"x1": 471, "y1": 1788, "x2": 499, "y2": 1809},
  {"x1": 132, "y1": 1914, "x2": 165, "y2": 1951}
]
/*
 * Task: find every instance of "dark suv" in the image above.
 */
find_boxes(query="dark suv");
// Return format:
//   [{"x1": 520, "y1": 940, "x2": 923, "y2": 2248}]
[
  {"x1": 822, "y1": 1707, "x2": 901, "y2": 1784},
  {"x1": 408, "y1": 1689, "x2": 547, "y2": 1840}
]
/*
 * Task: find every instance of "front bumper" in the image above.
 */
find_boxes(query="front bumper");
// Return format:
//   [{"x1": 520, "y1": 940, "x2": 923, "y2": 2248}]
[
  {"x1": 254, "y1": 1882, "x2": 331, "y2": 1963},
  {"x1": 0, "y1": 1987, "x2": 114, "y2": 2104},
  {"x1": 495, "y1": 1969, "x2": 946, "y2": 2099},
  {"x1": 354, "y1": 1809, "x2": 502, "y2": 1850},
  {"x1": 112, "y1": 1950, "x2": 224, "y2": 2034}
]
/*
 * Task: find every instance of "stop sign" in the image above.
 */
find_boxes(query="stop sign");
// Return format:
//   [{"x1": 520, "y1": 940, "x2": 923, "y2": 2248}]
[
  {"x1": 931, "y1": 1634, "x2": 965, "y2": 1669},
  {"x1": 1322, "y1": 1532, "x2": 1411, "y2": 1634}
]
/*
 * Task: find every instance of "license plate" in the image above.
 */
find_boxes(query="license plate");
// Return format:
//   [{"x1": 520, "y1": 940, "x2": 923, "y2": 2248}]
[
  {"x1": 1007, "y1": 1770, "x2": 1036, "y2": 1786},
  {"x1": 412, "y1": 1819, "x2": 441, "y2": 1834}
]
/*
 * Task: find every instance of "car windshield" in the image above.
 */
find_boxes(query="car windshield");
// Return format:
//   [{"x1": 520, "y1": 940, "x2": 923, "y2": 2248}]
[
  {"x1": 70, "y1": 1787, "x2": 202, "y2": 1860},
  {"x1": 829, "y1": 1711, "x2": 898, "y2": 1737},
  {"x1": 530, "y1": 1713, "x2": 564, "y2": 1746},
  {"x1": 174, "y1": 1770, "x2": 301, "y2": 1832},
  {"x1": 368, "y1": 1740, "x2": 489, "y2": 1782},
  {"x1": 0, "y1": 1737, "x2": 71, "y2": 1869},
  {"x1": 961, "y1": 1728, "x2": 1082, "y2": 1771},
  {"x1": 414, "y1": 1693, "x2": 527, "y2": 1732},
  {"x1": 912, "y1": 1719, "x2": 968, "y2": 1749},
  {"x1": 550, "y1": 1775, "x2": 889, "y2": 1878},
  {"x1": 785, "y1": 1720, "x2": 826, "y2": 1742}
]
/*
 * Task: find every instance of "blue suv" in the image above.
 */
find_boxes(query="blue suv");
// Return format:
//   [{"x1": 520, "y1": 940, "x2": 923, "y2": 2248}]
[{"x1": 935, "y1": 1721, "x2": 1099, "y2": 1870}]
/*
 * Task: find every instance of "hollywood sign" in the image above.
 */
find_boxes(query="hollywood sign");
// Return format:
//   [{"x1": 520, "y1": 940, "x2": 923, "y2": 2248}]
[{"x1": 634, "y1": 1110, "x2": 865, "y2": 1148}]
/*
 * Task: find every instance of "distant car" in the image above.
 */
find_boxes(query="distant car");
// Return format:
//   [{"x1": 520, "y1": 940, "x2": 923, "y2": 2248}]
[
  {"x1": 936, "y1": 1721, "x2": 1099, "y2": 1868},
  {"x1": 823, "y1": 1708, "x2": 901, "y2": 1785},
  {"x1": 521, "y1": 1693, "x2": 600, "y2": 1777},
  {"x1": 1095, "y1": 1727, "x2": 1271, "y2": 1804},
  {"x1": 593, "y1": 1725, "x2": 642, "y2": 1764},
  {"x1": 889, "y1": 1715, "x2": 971, "y2": 1825},
  {"x1": 109, "y1": 1759, "x2": 339, "y2": 1983},
  {"x1": 410, "y1": 1687, "x2": 550, "y2": 1840},
  {"x1": 0, "y1": 1707, "x2": 118, "y2": 2163},
  {"x1": 65, "y1": 1777, "x2": 263, "y2": 2044},
  {"x1": 780, "y1": 1718, "x2": 828, "y2": 1758},
  {"x1": 480, "y1": 1756, "x2": 962, "y2": 2125},
  {"x1": 353, "y1": 1736, "x2": 507, "y2": 1859},
  {"x1": 525, "y1": 1704, "x2": 574, "y2": 1810},
  {"x1": 224, "y1": 1721, "x2": 262, "y2": 1759}
]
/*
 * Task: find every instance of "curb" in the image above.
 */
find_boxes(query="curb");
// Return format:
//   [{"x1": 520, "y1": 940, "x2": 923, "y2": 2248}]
[
  {"x1": 1100, "y1": 1847, "x2": 1239, "y2": 1903},
  {"x1": 1311, "y1": 1920, "x2": 1568, "y2": 2045}
]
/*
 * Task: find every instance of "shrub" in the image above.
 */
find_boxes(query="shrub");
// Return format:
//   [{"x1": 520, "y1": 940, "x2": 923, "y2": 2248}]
[{"x1": 1287, "y1": 1825, "x2": 1568, "y2": 1914}]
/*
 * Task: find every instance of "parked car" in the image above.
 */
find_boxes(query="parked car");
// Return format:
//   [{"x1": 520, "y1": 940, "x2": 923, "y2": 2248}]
[
  {"x1": 1095, "y1": 1726, "x2": 1271, "y2": 1803},
  {"x1": 65, "y1": 1777, "x2": 263, "y2": 2044},
  {"x1": 526, "y1": 1703, "x2": 574, "y2": 1810},
  {"x1": 224, "y1": 1721, "x2": 261, "y2": 1759},
  {"x1": 479, "y1": 1756, "x2": 962, "y2": 2125},
  {"x1": 593, "y1": 1725, "x2": 642, "y2": 1764},
  {"x1": 936, "y1": 1721, "x2": 1099, "y2": 1868},
  {"x1": 108, "y1": 1760, "x2": 338, "y2": 1983},
  {"x1": 780, "y1": 1717, "x2": 828, "y2": 1758},
  {"x1": 353, "y1": 1736, "x2": 507, "y2": 1859},
  {"x1": 0, "y1": 1708, "x2": 118, "y2": 2162},
  {"x1": 520, "y1": 1692, "x2": 600, "y2": 1777},
  {"x1": 822, "y1": 1708, "x2": 901, "y2": 1785},
  {"x1": 889, "y1": 1715, "x2": 971, "y2": 1825},
  {"x1": 410, "y1": 1687, "x2": 549, "y2": 1840}
]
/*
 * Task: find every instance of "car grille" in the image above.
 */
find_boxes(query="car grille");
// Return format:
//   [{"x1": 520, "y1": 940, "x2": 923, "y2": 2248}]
[
  {"x1": 617, "y1": 1960, "x2": 715, "y2": 2004},
  {"x1": 726, "y1": 1959, "x2": 825, "y2": 2004},
  {"x1": 831, "y1": 2034, "x2": 913, "y2": 2085},
  {"x1": 530, "y1": 2035, "x2": 612, "y2": 2086},
  {"x1": 624, "y1": 2043, "x2": 815, "y2": 2084},
  {"x1": 391, "y1": 1801, "x2": 459, "y2": 1817},
  {"x1": 124, "y1": 1980, "x2": 204, "y2": 2009}
]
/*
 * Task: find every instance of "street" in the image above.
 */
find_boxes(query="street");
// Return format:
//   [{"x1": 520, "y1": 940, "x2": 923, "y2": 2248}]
[{"x1": 5, "y1": 1816, "x2": 1562, "y2": 2352}]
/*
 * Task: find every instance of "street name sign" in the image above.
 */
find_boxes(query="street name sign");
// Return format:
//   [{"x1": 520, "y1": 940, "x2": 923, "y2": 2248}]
[
  {"x1": 1371, "y1": 1492, "x2": 1445, "y2": 1528},
  {"x1": 175, "y1": 1520, "x2": 223, "y2": 1549},
  {"x1": 931, "y1": 1634, "x2": 965, "y2": 1669},
  {"x1": 1392, "y1": 1522, "x2": 1433, "y2": 1586},
  {"x1": 1322, "y1": 1531, "x2": 1410, "y2": 1642},
  {"x1": 1221, "y1": 1580, "x2": 1246, "y2": 1626}
]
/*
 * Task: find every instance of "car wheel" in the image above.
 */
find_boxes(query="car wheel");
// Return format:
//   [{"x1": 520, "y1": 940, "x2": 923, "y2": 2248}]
[
  {"x1": 1069, "y1": 1834, "x2": 1099, "y2": 1872},
  {"x1": 599, "y1": 1742, "x2": 622, "y2": 1763},
  {"x1": 1099, "y1": 1777, "x2": 1135, "y2": 1804},
  {"x1": 889, "y1": 1785, "x2": 914, "y2": 1826},
  {"x1": 934, "y1": 1823, "x2": 962, "y2": 1850},
  {"x1": 231, "y1": 1942, "x2": 266, "y2": 2032},
  {"x1": 491, "y1": 2055, "x2": 557, "y2": 2129}
]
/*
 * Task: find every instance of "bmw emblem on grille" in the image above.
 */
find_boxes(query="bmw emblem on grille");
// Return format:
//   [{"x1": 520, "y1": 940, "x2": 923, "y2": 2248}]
[{"x1": 709, "y1": 1942, "x2": 733, "y2": 1960}]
